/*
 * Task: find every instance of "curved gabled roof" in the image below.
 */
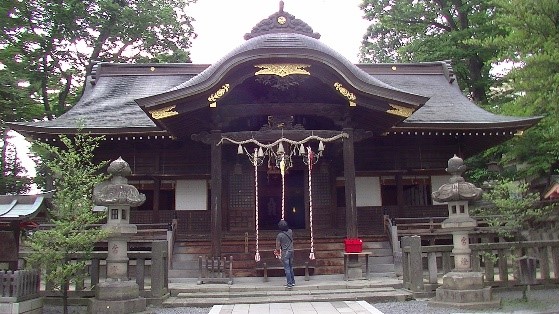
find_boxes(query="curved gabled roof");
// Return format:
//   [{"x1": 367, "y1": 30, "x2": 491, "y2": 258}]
[{"x1": 136, "y1": 32, "x2": 429, "y2": 111}]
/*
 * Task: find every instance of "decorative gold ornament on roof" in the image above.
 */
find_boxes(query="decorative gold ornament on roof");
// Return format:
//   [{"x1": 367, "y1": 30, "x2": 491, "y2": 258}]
[
  {"x1": 334, "y1": 82, "x2": 357, "y2": 106},
  {"x1": 149, "y1": 105, "x2": 178, "y2": 120},
  {"x1": 386, "y1": 104, "x2": 414, "y2": 117},
  {"x1": 255, "y1": 64, "x2": 310, "y2": 77},
  {"x1": 277, "y1": 16, "x2": 287, "y2": 24},
  {"x1": 208, "y1": 84, "x2": 230, "y2": 107}
]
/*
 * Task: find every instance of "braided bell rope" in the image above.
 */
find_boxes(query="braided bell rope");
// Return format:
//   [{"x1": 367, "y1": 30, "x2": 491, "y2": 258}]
[
  {"x1": 253, "y1": 149, "x2": 261, "y2": 262},
  {"x1": 280, "y1": 156, "x2": 286, "y2": 220},
  {"x1": 308, "y1": 147, "x2": 316, "y2": 260}
]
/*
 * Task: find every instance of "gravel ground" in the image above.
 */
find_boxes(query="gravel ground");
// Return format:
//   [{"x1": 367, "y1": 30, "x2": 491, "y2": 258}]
[
  {"x1": 42, "y1": 287, "x2": 559, "y2": 314},
  {"x1": 373, "y1": 288, "x2": 559, "y2": 314}
]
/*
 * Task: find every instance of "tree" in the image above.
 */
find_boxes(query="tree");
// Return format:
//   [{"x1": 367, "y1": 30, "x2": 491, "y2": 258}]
[
  {"x1": 471, "y1": 179, "x2": 549, "y2": 239},
  {"x1": 0, "y1": 130, "x2": 32, "y2": 195},
  {"x1": 1, "y1": 66, "x2": 44, "y2": 194},
  {"x1": 0, "y1": 0, "x2": 197, "y2": 118},
  {"x1": 359, "y1": 0, "x2": 502, "y2": 103},
  {"x1": 485, "y1": 0, "x2": 559, "y2": 178},
  {"x1": 26, "y1": 133, "x2": 108, "y2": 314}
]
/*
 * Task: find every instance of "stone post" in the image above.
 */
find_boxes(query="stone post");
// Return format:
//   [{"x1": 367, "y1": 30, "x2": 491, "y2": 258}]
[
  {"x1": 89, "y1": 157, "x2": 147, "y2": 314},
  {"x1": 429, "y1": 155, "x2": 500, "y2": 309}
]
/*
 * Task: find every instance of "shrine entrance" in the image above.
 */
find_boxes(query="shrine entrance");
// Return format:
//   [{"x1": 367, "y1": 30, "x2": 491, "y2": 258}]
[{"x1": 258, "y1": 169, "x2": 305, "y2": 230}]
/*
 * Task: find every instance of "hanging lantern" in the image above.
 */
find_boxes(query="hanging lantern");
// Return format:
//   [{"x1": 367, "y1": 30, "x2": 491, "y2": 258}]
[
  {"x1": 237, "y1": 144, "x2": 243, "y2": 155},
  {"x1": 258, "y1": 147, "x2": 264, "y2": 157},
  {"x1": 299, "y1": 143, "x2": 305, "y2": 156}
]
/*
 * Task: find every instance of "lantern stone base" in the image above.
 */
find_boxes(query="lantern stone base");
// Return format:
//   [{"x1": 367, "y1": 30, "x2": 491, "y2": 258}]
[
  {"x1": 88, "y1": 280, "x2": 146, "y2": 314},
  {"x1": 429, "y1": 272, "x2": 500, "y2": 309}
]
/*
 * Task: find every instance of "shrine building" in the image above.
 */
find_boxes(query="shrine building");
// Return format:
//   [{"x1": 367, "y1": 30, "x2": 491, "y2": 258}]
[{"x1": 8, "y1": 3, "x2": 540, "y2": 276}]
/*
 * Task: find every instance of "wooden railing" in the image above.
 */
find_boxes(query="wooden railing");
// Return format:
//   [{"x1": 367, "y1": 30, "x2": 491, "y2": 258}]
[
  {"x1": 401, "y1": 236, "x2": 559, "y2": 294},
  {"x1": 18, "y1": 240, "x2": 168, "y2": 299},
  {"x1": 0, "y1": 269, "x2": 40, "y2": 302},
  {"x1": 393, "y1": 215, "x2": 506, "y2": 238}
]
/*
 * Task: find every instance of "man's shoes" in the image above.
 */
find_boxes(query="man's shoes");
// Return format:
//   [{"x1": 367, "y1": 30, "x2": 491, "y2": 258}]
[{"x1": 285, "y1": 283, "x2": 294, "y2": 289}]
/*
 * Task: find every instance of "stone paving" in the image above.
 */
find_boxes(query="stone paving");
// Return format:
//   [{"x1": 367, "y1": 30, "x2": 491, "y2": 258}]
[{"x1": 208, "y1": 300, "x2": 383, "y2": 314}]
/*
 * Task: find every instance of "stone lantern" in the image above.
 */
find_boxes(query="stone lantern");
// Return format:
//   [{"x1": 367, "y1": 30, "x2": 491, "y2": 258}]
[
  {"x1": 429, "y1": 155, "x2": 500, "y2": 308},
  {"x1": 90, "y1": 157, "x2": 147, "y2": 313}
]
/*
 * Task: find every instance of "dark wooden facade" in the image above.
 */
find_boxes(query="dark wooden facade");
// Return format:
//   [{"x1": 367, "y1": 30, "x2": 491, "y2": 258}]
[{"x1": 9, "y1": 5, "x2": 540, "y2": 257}]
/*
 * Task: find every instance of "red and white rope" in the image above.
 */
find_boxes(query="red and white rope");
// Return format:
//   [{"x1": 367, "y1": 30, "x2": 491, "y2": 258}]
[
  {"x1": 308, "y1": 147, "x2": 315, "y2": 260},
  {"x1": 253, "y1": 148, "x2": 261, "y2": 262},
  {"x1": 280, "y1": 156, "x2": 286, "y2": 220}
]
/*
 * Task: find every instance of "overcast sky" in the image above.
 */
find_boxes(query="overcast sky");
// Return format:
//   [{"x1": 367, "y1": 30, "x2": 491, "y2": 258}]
[{"x1": 188, "y1": 0, "x2": 369, "y2": 63}]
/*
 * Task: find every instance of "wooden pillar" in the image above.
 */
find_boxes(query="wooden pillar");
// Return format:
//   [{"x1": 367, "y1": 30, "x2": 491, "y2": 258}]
[
  {"x1": 396, "y1": 174, "x2": 404, "y2": 211},
  {"x1": 210, "y1": 130, "x2": 223, "y2": 256},
  {"x1": 343, "y1": 128, "x2": 357, "y2": 238},
  {"x1": 153, "y1": 178, "x2": 161, "y2": 223},
  {"x1": 153, "y1": 150, "x2": 161, "y2": 223}
]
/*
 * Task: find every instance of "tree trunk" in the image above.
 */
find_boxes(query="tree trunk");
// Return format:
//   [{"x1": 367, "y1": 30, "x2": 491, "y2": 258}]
[
  {"x1": 63, "y1": 279, "x2": 69, "y2": 314},
  {"x1": 468, "y1": 55, "x2": 487, "y2": 103}
]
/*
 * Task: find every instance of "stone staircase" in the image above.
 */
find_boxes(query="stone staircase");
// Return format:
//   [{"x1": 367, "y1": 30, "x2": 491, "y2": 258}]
[
  {"x1": 163, "y1": 275, "x2": 411, "y2": 307},
  {"x1": 367, "y1": 241, "x2": 396, "y2": 277}
]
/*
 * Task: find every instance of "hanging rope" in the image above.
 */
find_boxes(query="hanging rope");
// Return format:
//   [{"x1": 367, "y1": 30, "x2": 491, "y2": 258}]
[
  {"x1": 253, "y1": 148, "x2": 261, "y2": 262},
  {"x1": 217, "y1": 133, "x2": 348, "y2": 147},
  {"x1": 280, "y1": 155, "x2": 286, "y2": 220},
  {"x1": 307, "y1": 147, "x2": 316, "y2": 260}
]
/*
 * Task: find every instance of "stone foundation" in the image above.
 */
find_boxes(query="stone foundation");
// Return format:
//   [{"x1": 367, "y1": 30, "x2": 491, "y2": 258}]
[
  {"x1": 0, "y1": 297, "x2": 43, "y2": 314},
  {"x1": 89, "y1": 297, "x2": 146, "y2": 314},
  {"x1": 88, "y1": 280, "x2": 146, "y2": 314},
  {"x1": 429, "y1": 272, "x2": 500, "y2": 309}
]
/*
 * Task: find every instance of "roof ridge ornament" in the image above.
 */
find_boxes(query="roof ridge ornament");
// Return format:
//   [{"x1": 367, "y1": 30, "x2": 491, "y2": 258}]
[{"x1": 244, "y1": 2, "x2": 321, "y2": 40}]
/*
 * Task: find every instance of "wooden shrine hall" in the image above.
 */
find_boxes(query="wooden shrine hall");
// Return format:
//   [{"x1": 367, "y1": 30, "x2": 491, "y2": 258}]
[{"x1": 9, "y1": 3, "x2": 540, "y2": 276}]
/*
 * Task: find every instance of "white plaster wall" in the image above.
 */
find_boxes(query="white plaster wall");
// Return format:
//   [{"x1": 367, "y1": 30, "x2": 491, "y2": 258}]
[
  {"x1": 175, "y1": 179, "x2": 208, "y2": 210},
  {"x1": 355, "y1": 176, "x2": 382, "y2": 207}
]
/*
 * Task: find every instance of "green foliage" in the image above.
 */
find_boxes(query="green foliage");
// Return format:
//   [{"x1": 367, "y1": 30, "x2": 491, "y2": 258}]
[
  {"x1": 359, "y1": 0, "x2": 502, "y2": 102},
  {"x1": 471, "y1": 179, "x2": 551, "y2": 238},
  {"x1": 484, "y1": 0, "x2": 559, "y2": 178},
  {"x1": 0, "y1": 0, "x2": 197, "y2": 118},
  {"x1": 26, "y1": 133, "x2": 108, "y2": 304},
  {"x1": 0, "y1": 70, "x2": 45, "y2": 126}
]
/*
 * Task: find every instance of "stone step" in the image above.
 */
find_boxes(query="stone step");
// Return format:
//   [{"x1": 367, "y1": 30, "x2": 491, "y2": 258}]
[
  {"x1": 370, "y1": 264, "x2": 395, "y2": 273},
  {"x1": 367, "y1": 248, "x2": 393, "y2": 257},
  {"x1": 163, "y1": 287, "x2": 411, "y2": 307},
  {"x1": 169, "y1": 269, "x2": 199, "y2": 278},
  {"x1": 369, "y1": 255, "x2": 394, "y2": 264}
]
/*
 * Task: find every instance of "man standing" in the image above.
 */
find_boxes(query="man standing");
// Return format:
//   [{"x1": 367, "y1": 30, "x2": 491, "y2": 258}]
[{"x1": 275, "y1": 219, "x2": 295, "y2": 288}]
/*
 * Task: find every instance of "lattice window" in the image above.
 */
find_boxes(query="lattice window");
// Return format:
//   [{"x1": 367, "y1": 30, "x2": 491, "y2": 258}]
[
  {"x1": 229, "y1": 171, "x2": 255, "y2": 208},
  {"x1": 312, "y1": 171, "x2": 331, "y2": 207}
]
